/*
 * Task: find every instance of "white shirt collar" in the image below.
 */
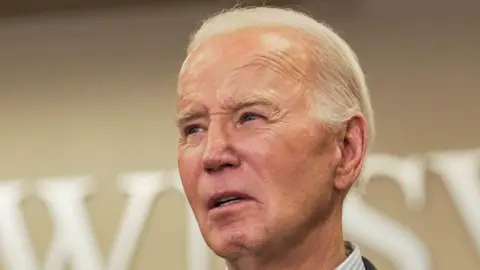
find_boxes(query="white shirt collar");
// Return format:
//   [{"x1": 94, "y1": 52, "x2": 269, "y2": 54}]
[{"x1": 335, "y1": 241, "x2": 365, "y2": 270}]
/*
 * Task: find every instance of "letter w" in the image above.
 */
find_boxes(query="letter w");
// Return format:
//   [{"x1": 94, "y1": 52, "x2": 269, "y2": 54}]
[{"x1": 0, "y1": 172, "x2": 167, "y2": 270}]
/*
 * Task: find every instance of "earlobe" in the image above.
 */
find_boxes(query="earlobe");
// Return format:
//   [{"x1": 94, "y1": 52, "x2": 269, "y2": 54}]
[{"x1": 334, "y1": 115, "x2": 367, "y2": 191}]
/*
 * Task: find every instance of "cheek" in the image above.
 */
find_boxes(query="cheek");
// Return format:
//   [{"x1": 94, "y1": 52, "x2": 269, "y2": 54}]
[
  {"x1": 178, "y1": 149, "x2": 202, "y2": 201},
  {"x1": 234, "y1": 128, "x2": 309, "y2": 193},
  {"x1": 235, "y1": 125, "x2": 333, "y2": 203}
]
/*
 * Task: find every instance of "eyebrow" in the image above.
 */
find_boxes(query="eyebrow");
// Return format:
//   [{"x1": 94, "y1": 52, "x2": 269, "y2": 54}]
[
  {"x1": 176, "y1": 109, "x2": 205, "y2": 128},
  {"x1": 226, "y1": 95, "x2": 278, "y2": 112},
  {"x1": 176, "y1": 95, "x2": 279, "y2": 127}
]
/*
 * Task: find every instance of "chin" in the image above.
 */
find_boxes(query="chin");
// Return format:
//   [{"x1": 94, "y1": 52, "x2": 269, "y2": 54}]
[{"x1": 205, "y1": 224, "x2": 266, "y2": 258}]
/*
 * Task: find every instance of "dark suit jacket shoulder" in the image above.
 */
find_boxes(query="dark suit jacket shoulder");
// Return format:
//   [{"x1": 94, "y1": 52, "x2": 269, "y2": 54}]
[{"x1": 362, "y1": 257, "x2": 377, "y2": 270}]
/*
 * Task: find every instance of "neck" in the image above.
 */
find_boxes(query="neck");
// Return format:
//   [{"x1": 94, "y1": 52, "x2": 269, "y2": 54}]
[{"x1": 226, "y1": 205, "x2": 346, "y2": 270}]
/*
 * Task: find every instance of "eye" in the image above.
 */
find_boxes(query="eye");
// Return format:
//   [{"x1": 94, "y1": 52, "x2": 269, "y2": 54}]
[
  {"x1": 239, "y1": 112, "x2": 264, "y2": 124},
  {"x1": 183, "y1": 124, "x2": 204, "y2": 136}
]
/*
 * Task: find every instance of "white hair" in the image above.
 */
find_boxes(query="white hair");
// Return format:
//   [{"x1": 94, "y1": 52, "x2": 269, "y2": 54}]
[{"x1": 185, "y1": 6, "x2": 375, "y2": 188}]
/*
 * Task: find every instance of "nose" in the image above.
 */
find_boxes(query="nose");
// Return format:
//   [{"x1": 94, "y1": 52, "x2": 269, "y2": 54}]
[{"x1": 202, "y1": 121, "x2": 240, "y2": 173}]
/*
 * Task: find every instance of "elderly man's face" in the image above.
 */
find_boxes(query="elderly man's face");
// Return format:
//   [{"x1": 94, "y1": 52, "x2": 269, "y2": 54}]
[{"x1": 176, "y1": 28, "x2": 343, "y2": 257}]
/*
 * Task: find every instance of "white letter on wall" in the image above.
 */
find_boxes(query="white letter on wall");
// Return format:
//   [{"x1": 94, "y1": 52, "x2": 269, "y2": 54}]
[
  {"x1": 37, "y1": 173, "x2": 165, "y2": 270},
  {"x1": 429, "y1": 150, "x2": 480, "y2": 256},
  {"x1": 0, "y1": 181, "x2": 38, "y2": 270},
  {"x1": 171, "y1": 170, "x2": 211, "y2": 270},
  {"x1": 106, "y1": 172, "x2": 167, "y2": 270},
  {"x1": 37, "y1": 177, "x2": 102, "y2": 270},
  {"x1": 344, "y1": 154, "x2": 432, "y2": 270}
]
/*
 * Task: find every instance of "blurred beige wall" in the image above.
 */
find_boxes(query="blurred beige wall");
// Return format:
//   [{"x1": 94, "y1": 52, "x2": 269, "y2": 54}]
[{"x1": 0, "y1": 1, "x2": 479, "y2": 269}]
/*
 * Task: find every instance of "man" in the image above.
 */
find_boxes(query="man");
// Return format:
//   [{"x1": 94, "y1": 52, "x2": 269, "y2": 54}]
[{"x1": 176, "y1": 6, "x2": 376, "y2": 270}]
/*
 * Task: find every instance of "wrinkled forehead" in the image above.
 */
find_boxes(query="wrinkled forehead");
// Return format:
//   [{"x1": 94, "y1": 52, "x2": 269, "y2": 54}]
[
  {"x1": 177, "y1": 27, "x2": 315, "y2": 104},
  {"x1": 180, "y1": 27, "x2": 310, "y2": 73}
]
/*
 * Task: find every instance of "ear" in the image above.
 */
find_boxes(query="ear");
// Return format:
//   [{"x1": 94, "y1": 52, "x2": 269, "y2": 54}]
[{"x1": 334, "y1": 114, "x2": 368, "y2": 191}]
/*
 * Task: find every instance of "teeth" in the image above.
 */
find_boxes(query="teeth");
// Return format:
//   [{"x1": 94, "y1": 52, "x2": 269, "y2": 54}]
[
  {"x1": 219, "y1": 196, "x2": 238, "y2": 203},
  {"x1": 221, "y1": 200, "x2": 237, "y2": 206},
  {"x1": 215, "y1": 196, "x2": 242, "y2": 207}
]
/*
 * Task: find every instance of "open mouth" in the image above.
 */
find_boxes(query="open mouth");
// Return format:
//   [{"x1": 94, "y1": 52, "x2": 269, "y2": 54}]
[
  {"x1": 208, "y1": 193, "x2": 252, "y2": 210},
  {"x1": 214, "y1": 196, "x2": 245, "y2": 208}
]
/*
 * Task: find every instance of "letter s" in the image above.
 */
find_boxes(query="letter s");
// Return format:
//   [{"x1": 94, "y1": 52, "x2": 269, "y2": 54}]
[{"x1": 343, "y1": 154, "x2": 432, "y2": 270}]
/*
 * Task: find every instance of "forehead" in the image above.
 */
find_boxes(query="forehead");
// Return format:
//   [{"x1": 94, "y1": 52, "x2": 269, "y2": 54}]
[{"x1": 177, "y1": 27, "x2": 315, "y2": 108}]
